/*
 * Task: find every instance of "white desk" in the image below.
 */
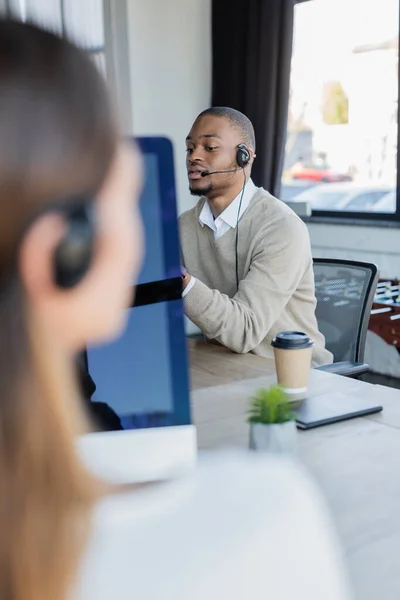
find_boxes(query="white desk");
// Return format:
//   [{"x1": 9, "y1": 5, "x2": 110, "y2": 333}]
[{"x1": 189, "y1": 340, "x2": 400, "y2": 600}]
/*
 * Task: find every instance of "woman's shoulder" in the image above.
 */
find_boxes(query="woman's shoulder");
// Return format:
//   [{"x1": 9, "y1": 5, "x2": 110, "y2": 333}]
[
  {"x1": 93, "y1": 452, "x2": 317, "y2": 532},
  {"x1": 74, "y1": 451, "x2": 351, "y2": 600}
]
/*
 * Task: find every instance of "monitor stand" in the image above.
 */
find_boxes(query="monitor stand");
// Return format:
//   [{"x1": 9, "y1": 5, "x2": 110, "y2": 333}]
[{"x1": 78, "y1": 425, "x2": 197, "y2": 484}]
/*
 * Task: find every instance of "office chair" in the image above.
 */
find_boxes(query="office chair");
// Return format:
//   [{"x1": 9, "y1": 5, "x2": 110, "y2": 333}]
[{"x1": 313, "y1": 258, "x2": 379, "y2": 378}]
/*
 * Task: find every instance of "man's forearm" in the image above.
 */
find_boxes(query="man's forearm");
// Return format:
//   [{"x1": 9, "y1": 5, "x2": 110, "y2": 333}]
[{"x1": 183, "y1": 278, "x2": 268, "y2": 354}]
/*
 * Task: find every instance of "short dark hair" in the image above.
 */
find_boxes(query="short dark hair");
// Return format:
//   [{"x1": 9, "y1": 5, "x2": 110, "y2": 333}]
[{"x1": 196, "y1": 106, "x2": 256, "y2": 151}]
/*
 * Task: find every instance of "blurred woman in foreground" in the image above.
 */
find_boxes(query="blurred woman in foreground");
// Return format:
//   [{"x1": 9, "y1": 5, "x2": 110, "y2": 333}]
[
  {"x1": 0, "y1": 19, "x2": 351, "y2": 600},
  {"x1": 0, "y1": 19, "x2": 142, "y2": 600}
]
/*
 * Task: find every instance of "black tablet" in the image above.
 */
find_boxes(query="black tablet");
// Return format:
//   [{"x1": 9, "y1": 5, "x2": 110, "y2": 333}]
[{"x1": 295, "y1": 391, "x2": 383, "y2": 430}]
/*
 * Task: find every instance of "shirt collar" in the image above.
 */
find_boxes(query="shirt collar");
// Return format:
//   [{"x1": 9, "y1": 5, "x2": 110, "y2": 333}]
[{"x1": 199, "y1": 178, "x2": 257, "y2": 230}]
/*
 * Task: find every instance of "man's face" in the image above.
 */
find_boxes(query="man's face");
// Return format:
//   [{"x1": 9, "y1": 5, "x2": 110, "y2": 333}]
[{"x1": 186, "y1": 116, "x2": 242, "y2": 197}]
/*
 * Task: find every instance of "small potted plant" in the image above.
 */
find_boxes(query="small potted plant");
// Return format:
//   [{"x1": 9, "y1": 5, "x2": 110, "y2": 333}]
[{"x1": 248, "y1": 385, "x2": 297, "y2": 454}]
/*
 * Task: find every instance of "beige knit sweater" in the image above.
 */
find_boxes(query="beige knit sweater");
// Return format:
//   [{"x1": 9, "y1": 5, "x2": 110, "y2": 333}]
[{"x1": 180, "y1": 187, "x2": 333, "y2": 367}]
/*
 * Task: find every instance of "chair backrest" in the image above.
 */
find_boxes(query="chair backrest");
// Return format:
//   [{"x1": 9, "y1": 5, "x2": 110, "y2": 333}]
[{"x1": 313, "y1": 258, "x2": 379, "y2": 363}]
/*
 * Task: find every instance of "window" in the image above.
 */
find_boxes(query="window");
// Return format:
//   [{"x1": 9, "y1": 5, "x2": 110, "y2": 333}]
[
  {"x1": 7, "y1": 0, "x2": 106, "y2": 76},
  {"x1": 5, "y1": 0, "x2": 133, "y2": 133},
  {"x1": 283, "y1": 0, "x2": 400, "y2": 221}
]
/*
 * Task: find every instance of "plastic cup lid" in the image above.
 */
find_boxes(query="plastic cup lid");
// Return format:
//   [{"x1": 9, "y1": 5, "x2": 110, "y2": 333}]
[{"x1": 271, "y1": 331, "x2": 314, "y2": 350}]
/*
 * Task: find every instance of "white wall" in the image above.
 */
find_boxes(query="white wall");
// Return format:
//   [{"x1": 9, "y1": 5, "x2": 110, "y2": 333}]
[
  {"x1": 308, "y1": 223, "x2": 400, "y2": 279},
  {"x1": 126, "y1": 0, "x2": 211, "y2": 215}
]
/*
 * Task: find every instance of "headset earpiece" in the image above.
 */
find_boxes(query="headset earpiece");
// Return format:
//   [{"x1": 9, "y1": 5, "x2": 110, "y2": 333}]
[
  {"x1": 236, "y1": 144, "x2": 251, "y2": 169},
  {"x1": 53, "y1": 201, "x2": 95, "y2": 289}
]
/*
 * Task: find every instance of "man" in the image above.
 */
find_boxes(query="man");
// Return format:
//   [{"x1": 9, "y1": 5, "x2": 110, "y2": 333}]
[{"x1": 180, "y1": 107, "x2": 332, "y2": 366}]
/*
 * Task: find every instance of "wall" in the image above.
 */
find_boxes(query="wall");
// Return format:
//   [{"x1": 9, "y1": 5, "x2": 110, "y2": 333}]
[
  {"x1": 308, "y1": 223, "x2": 400, "y2": 279},
  {"x1": 126, "y1": 0, "x2": 212, "y2": 215}
]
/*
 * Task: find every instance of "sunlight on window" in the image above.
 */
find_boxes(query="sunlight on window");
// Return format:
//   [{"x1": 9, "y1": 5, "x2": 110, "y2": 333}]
[
  {"x1": 282, "y1": 0, "x2": 399, "y2": 215},
  {"x1": 8, "y1": 0, "x2": 106, "y2": 77}
]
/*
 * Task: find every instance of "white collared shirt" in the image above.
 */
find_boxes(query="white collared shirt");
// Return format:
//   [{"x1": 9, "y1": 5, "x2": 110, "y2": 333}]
[
  {"x1": 198, "y1": 178, "x2": 257, "y2": 240},
  {"x1": 182, "y1": 178, "x2": 257, "y2": 297}
]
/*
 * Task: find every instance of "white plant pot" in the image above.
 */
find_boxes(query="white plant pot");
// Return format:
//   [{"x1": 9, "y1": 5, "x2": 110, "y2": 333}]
[{"x1": 249, "y1": 421, "x2": 297, "y2": 455}]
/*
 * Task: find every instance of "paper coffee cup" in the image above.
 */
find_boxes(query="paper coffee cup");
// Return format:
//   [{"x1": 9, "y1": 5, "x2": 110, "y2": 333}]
[{"x1": 271, "y1": 331, "x2": 313, "y2": 401}]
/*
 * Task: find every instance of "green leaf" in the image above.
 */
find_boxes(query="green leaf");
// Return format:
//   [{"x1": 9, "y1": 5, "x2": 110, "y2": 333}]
[{"x1": 247, "y1": 385, "x2": 296, "y2": 424}]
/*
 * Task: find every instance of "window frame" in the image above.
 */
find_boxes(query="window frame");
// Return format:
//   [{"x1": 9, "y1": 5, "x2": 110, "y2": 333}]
[
  {"x1": 3, "y1": 0, "x2": 132, "y2": 134},
  {"x1": 5, "y1": 0, "x2": 107, "y2": 59},
  {"x1": 289, "y1": 0, "x2": 400, "y2": 225}
]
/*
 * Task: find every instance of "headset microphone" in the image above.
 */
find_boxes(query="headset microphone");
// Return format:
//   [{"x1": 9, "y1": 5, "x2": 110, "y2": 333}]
[{"x1": 200, "y1": 167, "x2": 239, "y2": 177}]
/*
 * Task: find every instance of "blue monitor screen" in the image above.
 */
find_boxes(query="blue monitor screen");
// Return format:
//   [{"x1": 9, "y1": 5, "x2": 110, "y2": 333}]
[
  {"x1": 137, "y1": 146, "x2": 181, "y2": 285},
  {"x1": 86, "y1": 137, "x2": 190, "y2": 431},
  {"x1": 88, "y1": 300, "x2": 189, "y2": 429},
  {"x1": 137, "y1": 153, "x2": 166, "y2": 284}
]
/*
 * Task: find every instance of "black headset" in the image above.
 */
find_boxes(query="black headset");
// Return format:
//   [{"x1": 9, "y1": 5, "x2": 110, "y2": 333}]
[
  {"x1": 236, "y1": 143, "x2": 251, "y2": 169},
  {"x1": 53, "y1": 200, "x2": 95, "y2": 289}
]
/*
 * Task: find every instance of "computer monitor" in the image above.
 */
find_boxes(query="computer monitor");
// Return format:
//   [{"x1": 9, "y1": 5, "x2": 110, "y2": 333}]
[{"x1": 78, "y1": 137, "x2": 196, "y2": 484}]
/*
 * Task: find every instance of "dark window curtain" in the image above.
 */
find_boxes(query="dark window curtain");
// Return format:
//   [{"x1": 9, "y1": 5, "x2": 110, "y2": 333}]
[{"x1": 211, "y1": 0, "x2": 295, "y2": 196}]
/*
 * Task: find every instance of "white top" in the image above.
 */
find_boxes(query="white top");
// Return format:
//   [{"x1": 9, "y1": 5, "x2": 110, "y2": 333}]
[
  {"x1": 182, "y1": 179, "x2": 257, "y2": 297},
  {"x1": 73, "y1": 451, "x2": 351, "y2": 600}
]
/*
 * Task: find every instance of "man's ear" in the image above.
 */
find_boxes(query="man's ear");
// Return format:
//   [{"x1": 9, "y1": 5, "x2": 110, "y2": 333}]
[{"x1": 19, "y1": 212, "x2": 67, "y2": 299}]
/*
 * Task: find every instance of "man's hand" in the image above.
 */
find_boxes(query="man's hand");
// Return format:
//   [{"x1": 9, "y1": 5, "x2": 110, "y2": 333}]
[{"x1": 181, "y1": 267, "x2": 191, "y2": 290}]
